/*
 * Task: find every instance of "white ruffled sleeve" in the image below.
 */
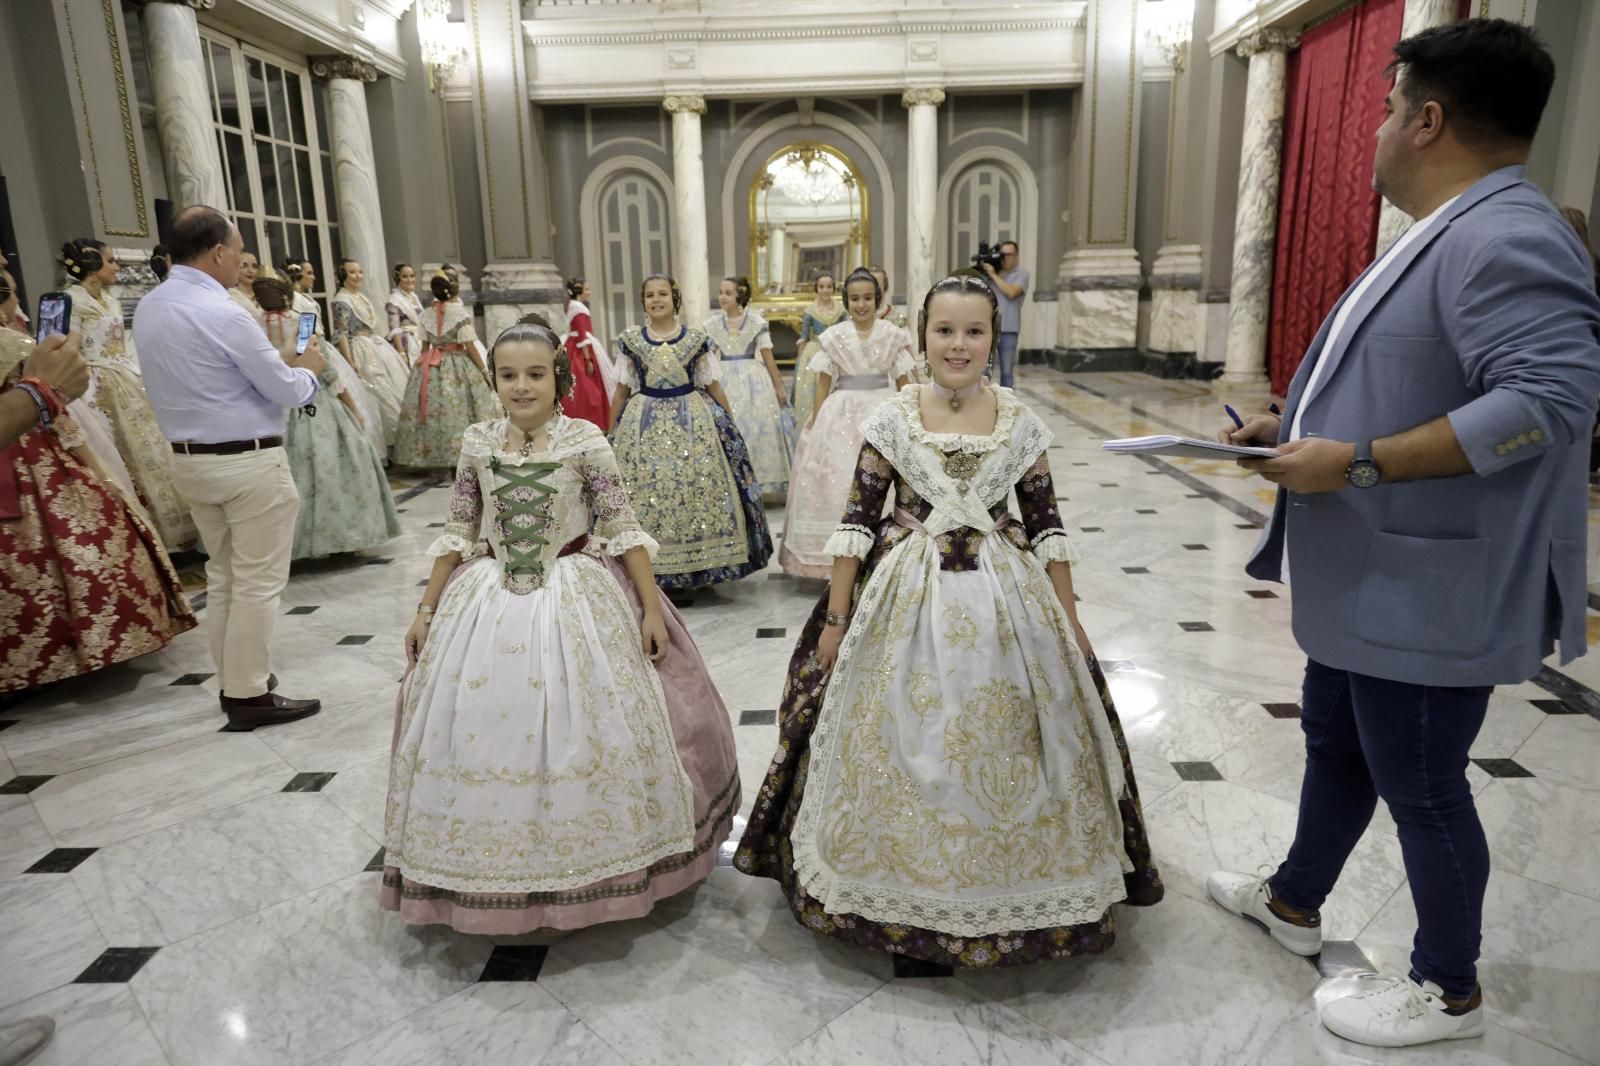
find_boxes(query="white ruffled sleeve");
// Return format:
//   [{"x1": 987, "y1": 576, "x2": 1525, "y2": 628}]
[
  {"x1": 692, "y1": 342, "x2": 722, "y2": 388},
  {"x1": 427, "y1": 427, "x2": 486, "y2": 557},
  {"x1": 808, "y1": 328, "x2": 842, "y2": 376},
  {"x1": 1030, "y1": 529, "x2": 1083, "y2": 565},
  {"x1": 823, "y1": 524, "x2": 876, "y2": 560},
  {"x1": 890, "y1": 327, "x2": 917, "y2": 379},
  {"x1": 615, "y1": 347, "x2": 640, "y2": 391},
  {"x1": 576, "y1": 431, "x2": 659, "y2": 559}
]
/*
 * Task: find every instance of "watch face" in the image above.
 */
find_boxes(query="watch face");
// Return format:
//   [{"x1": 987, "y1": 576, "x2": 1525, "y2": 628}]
[{"x1": 1348, "y1": 461, "x2": 1381, "y2": 489}]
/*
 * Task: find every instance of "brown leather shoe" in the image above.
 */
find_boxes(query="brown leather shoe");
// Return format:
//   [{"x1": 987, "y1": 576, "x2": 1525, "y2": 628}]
[{"x1": 219, "y1": 691, "x2": 321, "y2": 731}]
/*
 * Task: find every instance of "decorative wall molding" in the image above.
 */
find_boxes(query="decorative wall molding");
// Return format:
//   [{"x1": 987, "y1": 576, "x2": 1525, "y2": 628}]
[
  {"x1": 214, "y1": 0, "x2": 407, "y2": 79},
  {"x1": 578, "y1": 155, "x2": 676, "y2": 341},
  {"x1": 584, "y1": 104, "x2": 668, "y2": 157},
  {"x1": 526, "y1": 16, "x2": 1086, "y2": 48},
  {"x1": 901, "y1": 87, "x2": 947, "y2": 109},
  {"x1": 1235, "y1": 29, "x2": 1300, "y2": 57},
  {"x1": 129, "y1": 0, "x2": 216, "y2": 10},
  {"x1": 946, "y1": 93, "x2": 1029, "y2": 148},
  {"x1": 663, "y1": 93, "x2": 708, "y2": 114}
]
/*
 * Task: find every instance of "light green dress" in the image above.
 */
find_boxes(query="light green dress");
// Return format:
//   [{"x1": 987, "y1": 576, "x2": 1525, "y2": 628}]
[
  {"x1": 394, "y1": 301, "x2": 498, "y2": 469},
  {"x1": 264, "y1": 310, "x2": 402, "y2": 559}
]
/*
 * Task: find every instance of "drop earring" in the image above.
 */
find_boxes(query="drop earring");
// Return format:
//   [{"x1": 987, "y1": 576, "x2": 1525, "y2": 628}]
[{"x1": 922, "y1": 358, "x2": 933, "y2": 379}]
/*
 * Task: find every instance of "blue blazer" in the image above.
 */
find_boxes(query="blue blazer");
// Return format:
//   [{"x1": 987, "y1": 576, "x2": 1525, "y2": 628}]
[{"x1": 1248, "y1": 166, "x2": 1600, "y2": 687}]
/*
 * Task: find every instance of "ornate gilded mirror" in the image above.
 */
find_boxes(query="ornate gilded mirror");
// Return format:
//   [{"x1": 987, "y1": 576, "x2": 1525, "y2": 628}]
[{"x1": 749, "y1": 143, "x2": 869, "y2": 307}]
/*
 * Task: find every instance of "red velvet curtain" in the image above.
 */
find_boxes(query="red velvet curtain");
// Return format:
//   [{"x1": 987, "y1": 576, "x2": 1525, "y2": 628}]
[{"x1": 1266, "y1": 0, "x2": 1404, "y2": 395}]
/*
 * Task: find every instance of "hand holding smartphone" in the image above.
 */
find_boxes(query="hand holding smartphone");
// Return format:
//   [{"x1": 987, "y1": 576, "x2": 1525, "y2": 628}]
[
  {"x1": 295, "y1": 312, "x2": 317, "y2": 354},
  {"x1": 35, "y1": 292, "x2": 71, "y2": 343}
]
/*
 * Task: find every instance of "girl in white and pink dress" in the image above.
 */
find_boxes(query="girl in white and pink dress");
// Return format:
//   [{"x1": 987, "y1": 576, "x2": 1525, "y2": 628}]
[
  {"x1": 780, "y1": 267, "x2": 913, "y2": 577},
  {"x1": 382, "y1": 317, "x2": 739, "y2": 934}
]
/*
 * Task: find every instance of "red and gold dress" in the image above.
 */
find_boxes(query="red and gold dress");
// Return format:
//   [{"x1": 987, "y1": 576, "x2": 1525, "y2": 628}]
[
  {"x1": 560, "y1": 298, "x2": 612, "y2": 429},
  {"x1": 0, "y1": 329, "x2": 196, "y2": 693}
]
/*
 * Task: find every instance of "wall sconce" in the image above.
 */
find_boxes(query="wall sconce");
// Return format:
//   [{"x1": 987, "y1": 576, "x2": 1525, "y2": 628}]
[
  {"x1": 1144, "y1": 0, "x2": 1195, "y2": 73},
  {"x1": 418, "y1": 0, "x2": 460, "y2": 92}
]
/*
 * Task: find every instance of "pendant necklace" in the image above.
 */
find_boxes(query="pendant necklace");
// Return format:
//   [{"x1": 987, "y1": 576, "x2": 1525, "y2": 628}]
[{"x1": 929, "y1": 378, "x2": 984, "y2": 412}]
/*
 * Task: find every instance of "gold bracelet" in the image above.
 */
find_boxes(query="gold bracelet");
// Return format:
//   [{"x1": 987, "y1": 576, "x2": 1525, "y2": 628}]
[{"x1": 824, "y1": 609, "x2": 851, "y2": 628}]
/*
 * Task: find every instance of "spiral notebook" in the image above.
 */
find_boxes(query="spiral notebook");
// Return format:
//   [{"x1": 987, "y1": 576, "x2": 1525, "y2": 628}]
[{"x1": 1101, "y1": 435, "x2": 1279, "y2": 460}]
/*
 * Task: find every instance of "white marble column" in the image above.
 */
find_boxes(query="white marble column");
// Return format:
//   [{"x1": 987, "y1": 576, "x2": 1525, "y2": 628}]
[
  {"x1": 665, "y1": 94, "x2": 711, "y2": 323},
  {"x1": 768, "y1": 225, "x2": 787, "y2": 291},
  {"x1": 311, "y1": 56, "x2": 389, "y2": 307},
  {"x1": 1149, "y1": 30, "x2": 1205, "y2": 357},
  {"x1": 1222, "y1": 30, "x2": 1298, "y2": 383},
  {"x1": 135, "y1": 0, "x2": 227, "y2": 212},
  {"x1": 903, "y1": 87, "x2": 944, "y2": 322},
  {"x1": 1374, "y1": 0, "x2": 1461, "y2": 253}
]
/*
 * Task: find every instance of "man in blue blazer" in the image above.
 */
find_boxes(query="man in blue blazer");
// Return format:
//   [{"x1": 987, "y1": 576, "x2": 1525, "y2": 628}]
[{"x1": 1207, "y1": 19, "x2": 1600, "y2": 1049}]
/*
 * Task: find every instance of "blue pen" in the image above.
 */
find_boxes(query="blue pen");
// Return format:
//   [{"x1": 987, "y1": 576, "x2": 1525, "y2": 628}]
[{"x1": 1224, "y1": 404, "x2": 1245, "y2": 430}]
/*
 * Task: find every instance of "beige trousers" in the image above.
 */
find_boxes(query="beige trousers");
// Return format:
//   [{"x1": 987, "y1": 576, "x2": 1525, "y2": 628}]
[{"x1": 170, "y1": 447, "x2": 300, "y2": 698}]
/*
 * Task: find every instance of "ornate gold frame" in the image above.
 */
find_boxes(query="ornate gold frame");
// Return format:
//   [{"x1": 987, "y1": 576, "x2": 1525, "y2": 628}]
[{"x1": 747, "y1": 141, "x2": 870, "y2": 317}]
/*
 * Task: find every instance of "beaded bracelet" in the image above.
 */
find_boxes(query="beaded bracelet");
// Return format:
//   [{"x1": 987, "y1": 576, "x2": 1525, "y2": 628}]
[
  {"x1": 13, "y1": 382, "x2": 52, "y2": 427},
  {"x1": 18, "y1": 377, "x2": 67, "y2": 419}
]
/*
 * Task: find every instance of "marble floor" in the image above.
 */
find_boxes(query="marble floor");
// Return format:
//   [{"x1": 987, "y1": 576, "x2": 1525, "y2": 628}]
[{"x1": 2, "y1": 368, "x2": 1598, "y2": 1066}]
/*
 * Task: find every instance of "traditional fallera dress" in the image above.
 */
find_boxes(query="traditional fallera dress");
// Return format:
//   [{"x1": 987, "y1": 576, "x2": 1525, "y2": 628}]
[
  {"x1": 261, "y1": 309, "x2": 401, "y2": 560},
  {"x1": 560, "y1": 298, "x2": 613, "y2": 430},
  {"x1": 0, "y1": 329, "x2": 196, "y2": 693},
  {"x1": 738, "y1": 386, "x2": 1163, "y2": 967},
  {"x1": 792, "y1": 299, "x2": 846, "y2": 429},
  {"x1": 611, "y1": 324, "x2": 773, "y2": 589},
  {"x1": 385, "y1": 287, "x2": 425, "y2": 367},
  {"x1": 292, "y1": 292, "x2": 383, "y2": 455},
  {"x1": 394, "y1": 300, "x2": 497, "y2": 469},
  {"x1": 702, "y1": 309, "x2": 792, "y2": 498},
  {"x1": 67, "y1": 283, "x2": 195, "y2": 549},
  {"x1": 332, "y1": 288, "x2": 410, "y2": 448},
  {"x1": 380, "y1": 413, "x2": 741, "y2": 932},
  {"x1": 229, "y1": 286, "x2": 259, "y2": 318},
  {"x1": 779, "y1": 317, "x2": 914, "y2": 577}
]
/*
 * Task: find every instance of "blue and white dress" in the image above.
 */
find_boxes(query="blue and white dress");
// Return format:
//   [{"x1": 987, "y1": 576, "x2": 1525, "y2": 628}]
[{"x1": 702, "y1": 310, "x2": 792, "y2": 497}]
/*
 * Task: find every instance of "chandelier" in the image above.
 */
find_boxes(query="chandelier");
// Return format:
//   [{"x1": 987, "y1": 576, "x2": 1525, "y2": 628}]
[
  {"x1": 1144, "y1": 0, "x2": 1195, "y2": 73},
  {"x1": 418, "y1": 0, "x2": 459, "y2": 90},
  {"x1": 769, "y1": 149, "x2": 851, "y2": 206}
]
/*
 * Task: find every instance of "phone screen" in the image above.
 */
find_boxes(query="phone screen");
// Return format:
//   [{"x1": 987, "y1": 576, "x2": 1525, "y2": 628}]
[
  {"x1": 295, "y1": 312, "x2": 317, "y2": 355},
  {"x1": 35, "y1": 294, "x2": 69, "y2": 343}
]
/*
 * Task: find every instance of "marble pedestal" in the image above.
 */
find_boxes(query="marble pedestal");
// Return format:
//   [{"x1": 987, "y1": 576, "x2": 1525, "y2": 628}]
[
  {"x1": 1148, "y1": 244, "x2": 1204, "y2": 355},
  {"x1": 1055, "y1": 247, "x2": 1143, "y2": 351},
  {"x1": 478, "y1": 262, "x2": 566, "y2": 341}
]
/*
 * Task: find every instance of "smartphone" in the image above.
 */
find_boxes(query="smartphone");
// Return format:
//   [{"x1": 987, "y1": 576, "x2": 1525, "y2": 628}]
[
  {"x1": 295, "y1": 312, "x2": 317, "y2": 355},
  {"x1": 35, "y1": 292, "x2": 70, "y2": 343}
]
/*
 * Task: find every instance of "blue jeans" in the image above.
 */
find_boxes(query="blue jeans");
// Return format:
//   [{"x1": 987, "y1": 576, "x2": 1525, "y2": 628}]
[
  {"x1": 1271, "y1": 660, "x2": 1490, "y2": 999},
  {"x1": 997, "y1": 331, "x2": 1019, "y2": 388}
]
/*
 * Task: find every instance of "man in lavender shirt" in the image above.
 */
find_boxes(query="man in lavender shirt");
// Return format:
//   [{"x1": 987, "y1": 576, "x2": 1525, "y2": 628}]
[{"x1": 134, "y1": 206, "x2": 326, "y2": 730}]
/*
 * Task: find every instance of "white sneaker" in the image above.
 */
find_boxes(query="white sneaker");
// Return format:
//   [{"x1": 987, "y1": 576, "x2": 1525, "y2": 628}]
[
  {"x1": 1206, "y1": 866, "x2": 1323, "y2": 957},
  {"x1": 1320, "y1": 974, "x2": 1485, "y2": 1048}
]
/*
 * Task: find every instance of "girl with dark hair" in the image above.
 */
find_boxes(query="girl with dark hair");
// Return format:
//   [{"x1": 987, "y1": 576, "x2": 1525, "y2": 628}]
[
  {"x1": 254, "y1": 268, "x2": 400, "y2": 560},
  {"x1": 609, "y1": 274, "x2": 773, "y2": 590},
  {"x1": 792, "y1": 271, "x2": 845, "y2": 427},
  {"x1": 703, "y1": 275, "x2": 791, "y2": 498},
  {"x1": 559, "y1": 275, "x2": 614, "y2": 429},
  {"x1": 332, "y1": 258, "x2": 409, "y2": 449},
  {"x1": 737, "y1": 273, "x2": 1162, "y2": 968},
  {"x1": 382, "y1": 318, "x2": 740, "y2": 933},
  {"x1": 394, "y1": 265, "x2": 495, "y2": 468},
  {"x1": 62, "y1": 236, "x2": 196, "y2": 549},
  {"x1": 779, "y1": 266, "x2": 913, "y2": 577},
  {"x1": 0, "y1": 269, "x2": 196, "y2": 692},
  {"x1": 385, "y1": 263, "x2": 424, "y2": 367},
  {"x1": 288, "y1": 258, "x2": 384, "y2": 453}
]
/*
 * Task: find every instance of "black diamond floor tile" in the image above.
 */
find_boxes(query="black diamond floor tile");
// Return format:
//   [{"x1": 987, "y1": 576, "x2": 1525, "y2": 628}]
[
  {"x1": 1246, "y1": 590, "x2": 1279, "y2": 599},
  {"x1": 1136, "y1": 509, "x2": 1158, "y2": 515},
  {"x1": 1121, "y1": 566, "x2": 1149, "y2": 575},
  {"x1": 426, "y1": 522, "x2": 445, "y2": 528},
  {"x1": 338, "y1": 635, "x2": 373, "y2": 646},
  {"x1": 0, "y1": 775, "x2": 53, "y2": 794},
  {"x1": 1236, "y1": 523, "x2": 1258, "y2": 529},
  {"x1": 1529, "y1": 699, "x2": 1582, "y2": 715},
  {"x1": 893, "y1": 955, "x2": 955, "y2": 979},
  {"x1": 1099, "y1": 483, "x2": 1119, "y2": 488},
  {"x1": 74, "y1": 947, "x2": 161, "y2": 983},
  {"x1": 1081, "y1": 527, "x2": 1103, "y2": 533},
  {"x1": 767, "y1": 572, "x2": 793, "y2": 581},
  {"x1": 1263, "y1": 703, "x2": 1302, "y2": 719},
  {"x1": 286, "y1": 605, "x2": 320, "y2": 615},
  {"x1": 169, "y1": 673, "x2": 214, "y2": 686},
  {"x1": 1178, "y1": 621, "x2": 1214, "y2": 633},
  {"x1": 480, "y1": 945, "x2": 549, "y2": 982},
  {"x1": 739, "y1": 709, "x2": 777, "y2": 726},
  {"x1": 417, "y1": 579, "x2": 431, "y2": 587},
  {"x1": 1072, "y1": 462, "x2": 1089, "y2": 466},
  {"x1": 363, "y1": 557, "x2": 394, "y2": 566},
  {"x1": 25, "y1": 847, "x2": 98, "y2": 873},
  {"x1": 283, "y1": 772, "x2": 337, "y2": 793},
  {"x1": 365, "y1": 847, "x2": 386, "y2": 872},
  {"x1": 755, "y1": 628, "x2": 786, "y2": 639},
  {"x1": 1171, "y1": 761, "x2": 1224, "y2": 781},
  {"x1": 1471, "y1": 758, "x2": 1534, "y2": 779},
  {"x1": 1183, "y1": 544, "x2": 1209, "y2": 551}
]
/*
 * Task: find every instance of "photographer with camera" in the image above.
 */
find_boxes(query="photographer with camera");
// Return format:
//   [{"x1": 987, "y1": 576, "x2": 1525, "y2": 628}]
[{"x1": 976, "y1": 240, "x2": 1027, "y2": 387}]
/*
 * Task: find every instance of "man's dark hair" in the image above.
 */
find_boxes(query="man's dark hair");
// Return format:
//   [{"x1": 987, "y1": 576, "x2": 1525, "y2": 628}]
[
  {"x1": 168, "y1": 206, "x2": 234, "y2": 263},
  {"x1": 1000, "y1": 240, "x2": 1019, "y2": 254},
  {"x1": 1387, "y1": 18, "x2": 1554, "y2": 147}
]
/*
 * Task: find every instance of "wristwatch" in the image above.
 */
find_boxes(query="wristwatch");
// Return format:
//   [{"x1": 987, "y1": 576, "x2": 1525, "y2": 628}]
[{"x1": 1346, "y1": 441, "x2": 1381, "y2": 489}]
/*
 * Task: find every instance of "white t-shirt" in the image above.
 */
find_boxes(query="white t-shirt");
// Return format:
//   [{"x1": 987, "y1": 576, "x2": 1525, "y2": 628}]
[{"x1": 1289, "y1": 195, "x2": 1461, "y2": 441}]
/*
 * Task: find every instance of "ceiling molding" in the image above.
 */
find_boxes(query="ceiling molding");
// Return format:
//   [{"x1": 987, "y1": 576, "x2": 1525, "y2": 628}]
[{"x1": 526, "y1": 68, "x2": 1088, "y2": 103}]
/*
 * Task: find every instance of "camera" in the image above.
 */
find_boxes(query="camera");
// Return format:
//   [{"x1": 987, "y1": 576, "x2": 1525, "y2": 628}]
[{"x1": 970, "y1": 241, "x2": 1006, "y2": 272}]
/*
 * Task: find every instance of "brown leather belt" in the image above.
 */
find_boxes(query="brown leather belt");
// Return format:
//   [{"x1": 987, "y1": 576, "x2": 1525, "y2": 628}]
[{"x1": 171, "y1": 436, "x2": 284, "y2": 455}]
